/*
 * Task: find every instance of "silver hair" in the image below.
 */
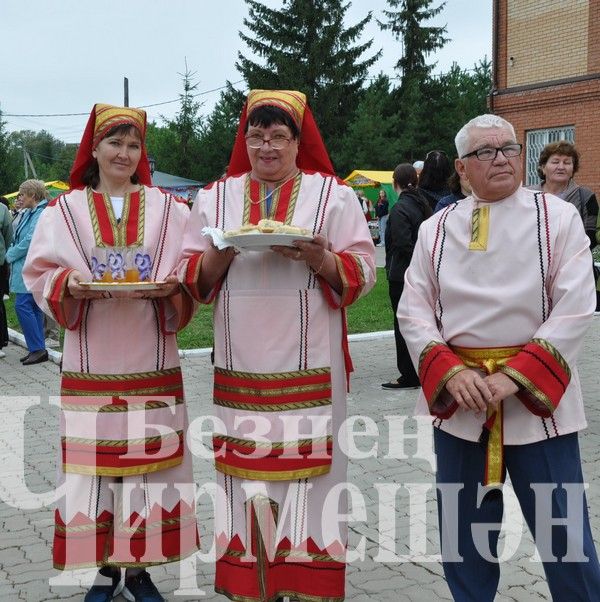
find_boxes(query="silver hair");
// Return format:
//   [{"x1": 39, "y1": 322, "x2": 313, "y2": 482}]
[{"x1": 455, "y1": 114, "x2": 517, "y2": 158}]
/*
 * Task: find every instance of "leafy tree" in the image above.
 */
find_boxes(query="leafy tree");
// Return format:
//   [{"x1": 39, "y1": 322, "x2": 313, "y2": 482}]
[
  {"x1": 145, "y1": 121, "x2": 180, "y2": 177},
  {"x1": 146, "y1": 66, "x2": 204, "y2": 181},
  {"x1": 335, "y1": 74, "x2": 400, "y2": 174},
  {"x1": 197, "y1": 84, "x2": 246, "y2": 182},
  {"x1": 2, "y1": 129, "x2": 72, "y2": 187},
  {"x1": 379, "y1": 0, "x2": 448, "y2": 84},
  {"x1": 237, "y1": 0, "x2": 381, "y2": 163},
  {"x1": 423, "y1": 59, "x2": 492, "y2": 159},
  {"x1": 0, "y1": 109, "x2": 20, "y2": 194}
]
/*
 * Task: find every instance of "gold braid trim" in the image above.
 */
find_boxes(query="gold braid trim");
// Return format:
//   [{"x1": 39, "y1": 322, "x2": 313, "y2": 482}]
[
  {"x1": 531, "y1": 337, "x2": 571, "y2": 378},
  {"x1": 214, "y1": 398, "x2": 332, "y2": 411},
  {"x1": 214, "y1": 434, "x2": 332, "y2": 449},
  {"x1": 62, "y1": 431, "x2": 182, "y2": 447},
  {"x1": 215, "y1": 462, "x2": 330, "y2": 481},
  {"x1": 62, "y1": 367, "x2": 181, "y2": 381},
  {"x1": 55, "y1": 520, "x2": 113, "y2": 534},
  {"x1": 61, "y1": 398, "x2": 184, "y2": 412},
  {"x1": 87, "y1": 187, "x2": 103, "y2": 247},
  {"x1": 61, "y1": 385, "x2": 182, "y2": 397},
  {"x1": 220, "y1": 547, "x2": 344, "y2": 564},
  {"x1": 469, "y1": 205, "x2": 490, "y2": 251},
  {"x1": 53, "y1": 549, "x2": 199, "y2": 571},
  {"x1": 499, "y1": 365, "x2": 555, "y2": 414},
  {"x1": 215, "y1": 588, "x2": 344, "y2": 602},
  {"x1": 215, "y1": 382, "x2": 327, "y2": 397},
  {"x1": 418, "y1": 340, "x2": 442, "y2": 372},
  {"x1": 283, "y1": 172, "x2": 302, "y2": 224},
  {"x1": 215, "y1": 366, "x2": 330, "y2": 380}
]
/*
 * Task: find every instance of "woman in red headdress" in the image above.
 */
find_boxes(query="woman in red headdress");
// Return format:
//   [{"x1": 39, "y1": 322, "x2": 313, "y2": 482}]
[
  {"x1": 180, "y1": 90, "x2": 376, "y2": 602},
  {"x1": 23, "y1": 104, "x2": 198, "y2": 602}
]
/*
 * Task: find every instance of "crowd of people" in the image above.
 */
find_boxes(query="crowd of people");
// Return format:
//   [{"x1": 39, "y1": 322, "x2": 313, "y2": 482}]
[{"x1": 4, "y1": 92, "x2": 599, "y2": 601}]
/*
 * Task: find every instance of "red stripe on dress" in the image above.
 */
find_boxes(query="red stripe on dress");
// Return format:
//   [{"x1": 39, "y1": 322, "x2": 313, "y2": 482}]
[
  {"x1": 61, "y1": 371, "x2": 183, "y2": 395},
  {"x1": 125, "y1": 190, "x2": 141, "y2": 245},
  {"x1": 273, "y1": 177, "x2": 296, "y2": 223},
  {"x1": 214, "y1": 370, "x2": 330, "y2": 390},
  {"x1": 249, "y1": 179, "x2": 262, "y2": 224},
  {"x1": 92, "y1": 192, "x2": 115, "y2": 245},
  {"x1": 183, "y1": 253, "x2": 204, "y2": 302}
]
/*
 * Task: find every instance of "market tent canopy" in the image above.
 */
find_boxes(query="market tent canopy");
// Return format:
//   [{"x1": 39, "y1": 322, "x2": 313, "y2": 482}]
[
  {"x1": 4, "y1": 180, "x2": 69, "y2": 200},
  {"x1": 344, "y1": 170, "x2": 394, "y2": 187},
  {"x1": 152, "y1": 170, "x2": 204, "y2": 198},
  {"x1": 344, "y1": 170, "x2": 396, "y2": 207}
]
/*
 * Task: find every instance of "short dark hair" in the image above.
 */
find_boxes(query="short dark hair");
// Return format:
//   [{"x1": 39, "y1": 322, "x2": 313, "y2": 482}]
[
  {"x1": 418, "y1": 150, "x2": 451, "y2": 192},
  {"x1": 0, "y1": 196, "x2": 9, "y2": 209},
  {"x1": 393, "y1": 163, "x2": 418, "y2": 189},
  {"x1": 537, "y1": 140, "x2": 579, "y2": 180},
  {"x1": 82, "y1": 124, "x2": 142, "y2": 188},
  {"x1": 245, "y1": 105, "x2": 300, "y2": 139}
]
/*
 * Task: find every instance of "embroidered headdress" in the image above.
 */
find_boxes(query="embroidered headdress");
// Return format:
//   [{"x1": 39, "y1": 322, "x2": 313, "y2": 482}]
[
  {"x1": 227, "y1": 89, "x2": 334, "y2": 177},
  {"x1": 70, "y1": 103, "x2": 152, "y2": 188}
]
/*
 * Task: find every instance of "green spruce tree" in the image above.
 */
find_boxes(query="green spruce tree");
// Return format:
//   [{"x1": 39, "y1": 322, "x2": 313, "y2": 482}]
[
  {"x1": 238, "y1": 0, "x2": 380, "y2": 164},
  {"x1": 379, "y1": 0, "x2": 448, "y2": 84}
]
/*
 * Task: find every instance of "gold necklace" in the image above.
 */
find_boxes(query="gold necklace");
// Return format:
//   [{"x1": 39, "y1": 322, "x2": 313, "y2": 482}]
[{"x1": 246, "y1": 171, "x2": 300, "y2": 205}]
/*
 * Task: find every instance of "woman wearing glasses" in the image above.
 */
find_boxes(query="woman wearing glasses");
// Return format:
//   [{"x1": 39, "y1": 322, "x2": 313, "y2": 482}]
[{"x1": 180, "y1": 90, "x2": 376, "y2": 602}]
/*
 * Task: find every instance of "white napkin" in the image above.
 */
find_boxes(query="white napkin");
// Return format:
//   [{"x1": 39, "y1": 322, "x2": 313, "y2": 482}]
[{"x1": 201, "y1": 227, "x2": 235, "y2": 250}]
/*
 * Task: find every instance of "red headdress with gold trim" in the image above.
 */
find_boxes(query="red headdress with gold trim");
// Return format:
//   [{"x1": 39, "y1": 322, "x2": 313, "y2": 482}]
[
  {"x1": 69, "y1": 103, "x2": 152, "y2": 188},
  {"x1": 226, "y1": 89, "x2": 335, "y2": 177}
]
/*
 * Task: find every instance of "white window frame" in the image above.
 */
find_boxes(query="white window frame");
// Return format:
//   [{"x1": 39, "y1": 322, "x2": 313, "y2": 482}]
[{"x1": 525, "y1": 126, "x2": 575, "y2": 186}]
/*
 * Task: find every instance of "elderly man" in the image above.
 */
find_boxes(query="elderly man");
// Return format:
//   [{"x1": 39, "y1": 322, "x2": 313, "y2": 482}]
[{"x1": 398, "y1": 114, "x2": 600, "y2": 600}]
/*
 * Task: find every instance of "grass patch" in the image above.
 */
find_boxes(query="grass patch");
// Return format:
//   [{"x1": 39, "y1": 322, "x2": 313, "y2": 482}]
[{"x1": 6, "y1": 267, "x2": 393, "y2": 349}]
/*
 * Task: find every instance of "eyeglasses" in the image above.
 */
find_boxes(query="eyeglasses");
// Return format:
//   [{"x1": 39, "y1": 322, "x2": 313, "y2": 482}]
[
  {"x1": 461, "y1": 144, "x2": 522, "y2": 161},
  {"x1": 245, "y1": 134, "x2": 293, "y2": 150}
]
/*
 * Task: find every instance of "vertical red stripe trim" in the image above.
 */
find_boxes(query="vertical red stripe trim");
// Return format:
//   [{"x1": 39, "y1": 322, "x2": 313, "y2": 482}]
[
  {"x1": 92, "y1": 192, "x2": 115, "y2": 245},
  {"x1": 125, "y1": 191, "x2": 141, "y2": 245}
]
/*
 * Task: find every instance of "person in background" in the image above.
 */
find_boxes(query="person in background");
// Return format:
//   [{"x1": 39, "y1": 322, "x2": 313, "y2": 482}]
[
  {"x1": 375, "y1": 188, "x2": 389, "y2": 246},
  {"x1": 357, "y1": 189, "x2": 373, "y2": 220},
  {"x1": 10, "y1": 193, "x2": 24, "y2": 229},
  {"x1": 382, "y1": 164, "x2": 431, "y2": 390},
  {"x1": 534, "y1": 140, "x2": 600, "y2": 312},
  {"x1": 179, "y1": 89, "x2": 375, "y2": 602},
  {"x1": 434, "y1": 168, "x2": 472, "y2": 212},
  {"x1": 412, "y1": 159, "x2": 424, "y2": 180},
  {"x1": 0, "y1": 197, "x2": 13, "y2": 358},
  {"x1": 535, "y1": 140, "x2": 597, "y2": 245},
  {"x1": 418, "y1": 149, "x2": 452, "y2": 212},
  {"x1": 6, "y1": 181, "x2": 48, "y2": 365},
  {"x1": 398, "y1": 114, "x2": 600, "y2": 601},
  {"x1": 23, "y1": 104, "x2": 198, "y2": 602}
]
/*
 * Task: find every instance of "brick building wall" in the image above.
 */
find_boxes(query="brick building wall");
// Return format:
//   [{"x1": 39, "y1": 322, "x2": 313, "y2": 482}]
[{"x1": 490, "y1": 0, "x2": 600, "y2": 193}]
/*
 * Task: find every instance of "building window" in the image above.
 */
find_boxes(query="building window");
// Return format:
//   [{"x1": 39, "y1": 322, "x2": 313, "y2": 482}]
[{"x1": 525, "y1": 126, "x2": 575, "y2": 186}]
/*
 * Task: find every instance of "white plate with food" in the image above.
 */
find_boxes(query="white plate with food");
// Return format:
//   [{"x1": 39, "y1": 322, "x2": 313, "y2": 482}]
[
  {"x1": 223, "y1": 232, "x2": 314, "y2": 250},
  {"x1": 79, "y1": 281, "x2": 166, "y2": 291}
]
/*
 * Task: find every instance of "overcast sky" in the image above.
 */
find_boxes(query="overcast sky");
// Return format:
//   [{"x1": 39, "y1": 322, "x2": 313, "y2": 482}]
[{"x1": 1, "y1": 0, "x2": 492, "y2": 143}]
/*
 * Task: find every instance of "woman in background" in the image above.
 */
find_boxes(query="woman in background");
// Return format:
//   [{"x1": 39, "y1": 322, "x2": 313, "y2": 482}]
[
  {"x1": 0, "y1": 196, "x2": 12, "y2": 358},
  {"x1": 382, "y1": 163, "x2": 431, "y2": 389},
  {"x1": 418, "y1": 150, "x2": 452, "y2": 212},
  {"x1": 6, "y1": 180, "x2": 48, "y2": 365}
]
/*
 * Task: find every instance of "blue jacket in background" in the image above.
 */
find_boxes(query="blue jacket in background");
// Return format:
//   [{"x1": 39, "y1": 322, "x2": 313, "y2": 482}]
[{"x1": 6, "y1": 199, "x2": 48, "y2": 293}]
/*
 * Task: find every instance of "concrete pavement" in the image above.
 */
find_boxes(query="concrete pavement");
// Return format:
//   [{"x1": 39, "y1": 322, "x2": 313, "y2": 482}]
[{"x1": 2, "y1": 295, "x2": 600, "y2": 600}]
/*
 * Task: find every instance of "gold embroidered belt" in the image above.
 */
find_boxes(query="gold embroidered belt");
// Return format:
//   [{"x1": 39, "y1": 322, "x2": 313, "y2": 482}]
[{"x1": 451, "y1": 345, "x2": 522, "y2": 487}]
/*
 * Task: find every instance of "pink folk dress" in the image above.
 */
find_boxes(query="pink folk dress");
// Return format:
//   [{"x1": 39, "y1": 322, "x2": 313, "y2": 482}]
[
  {"x1": 23, "y1": 186, "x2": 199, "y2": 569},
  {"x1": 180, "y1": 171, "x2": 376, "y2": 601}
]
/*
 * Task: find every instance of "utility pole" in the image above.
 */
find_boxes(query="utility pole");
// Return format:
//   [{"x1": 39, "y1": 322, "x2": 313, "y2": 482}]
[
  {"x1": 22, "y1": 148, "x2": 37, "y2": 179},
  {"x1": 124, "y1": 77, "x2": 129, "y2": 107}
]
